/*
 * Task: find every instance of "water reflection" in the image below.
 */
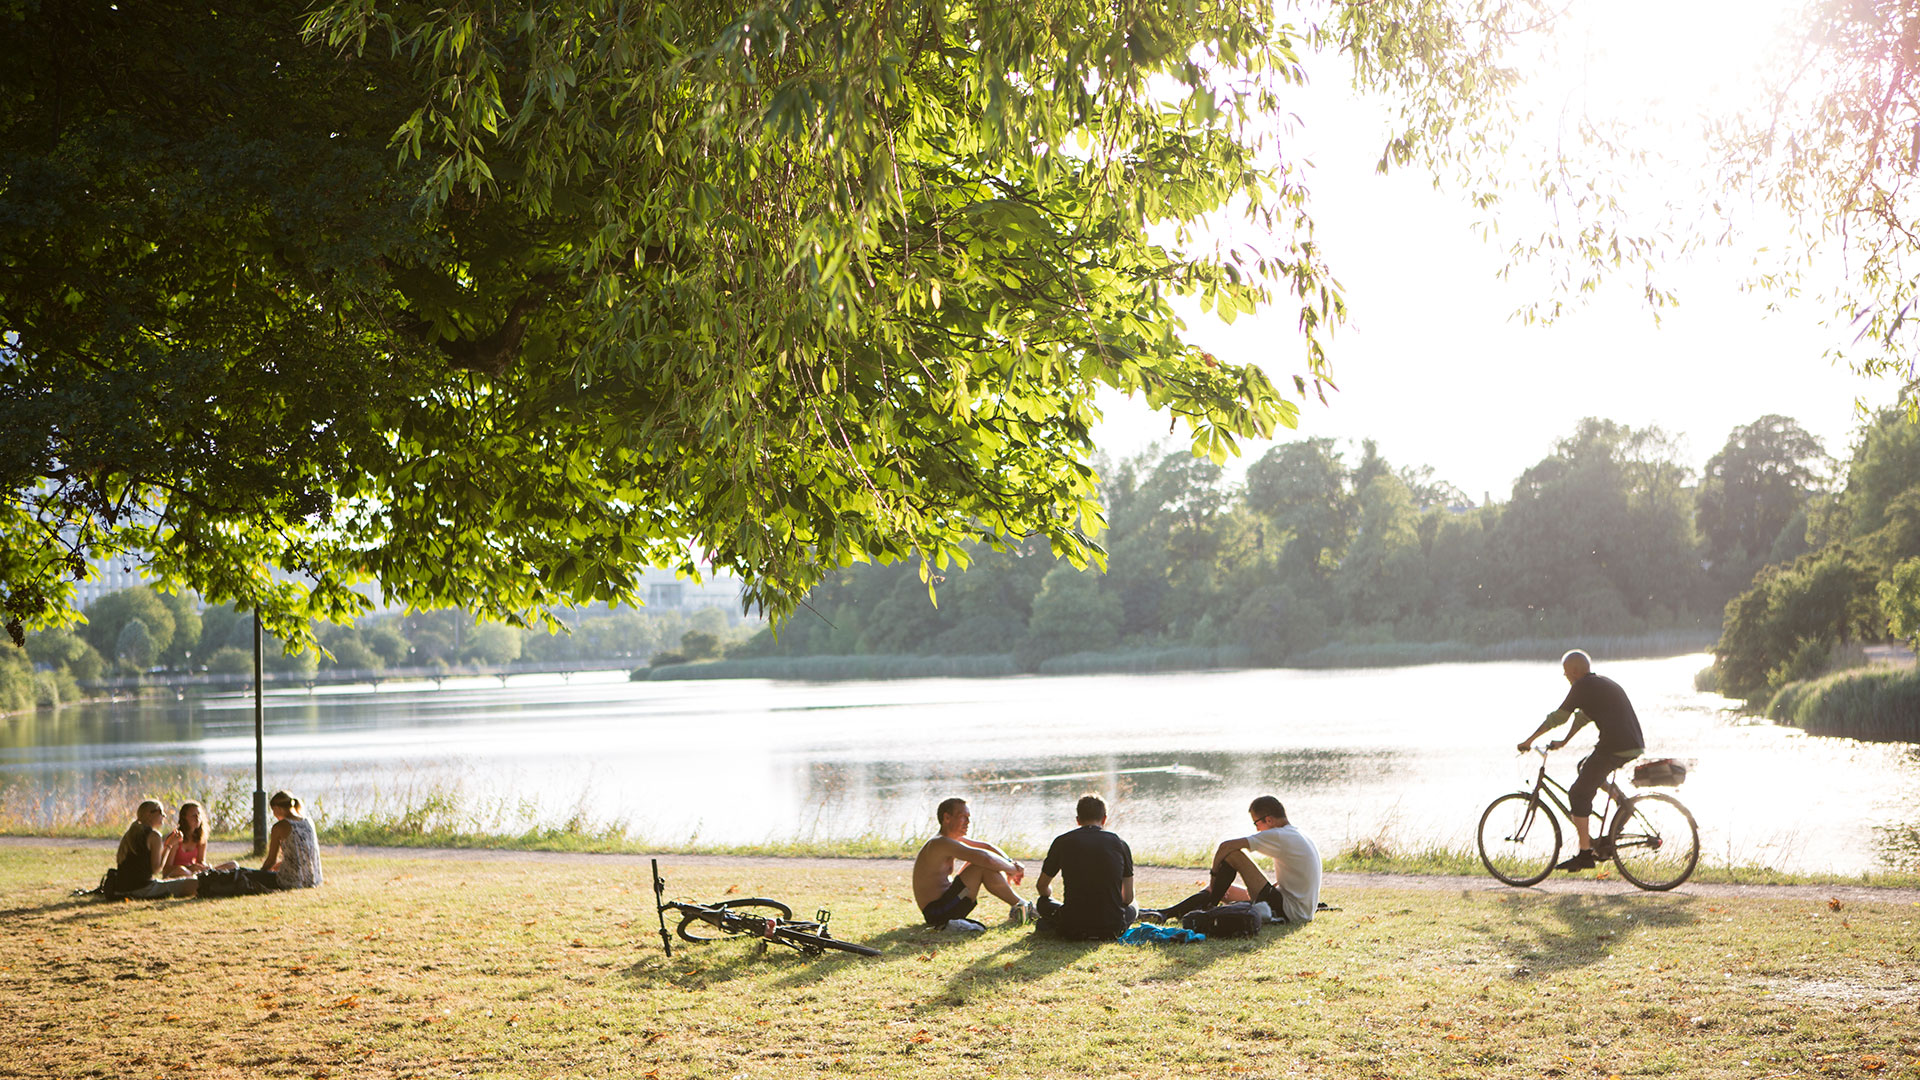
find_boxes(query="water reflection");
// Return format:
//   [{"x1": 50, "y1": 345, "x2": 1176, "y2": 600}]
[{"x1": 0, "y1": 657, "x2": 1915, "y2": 874}]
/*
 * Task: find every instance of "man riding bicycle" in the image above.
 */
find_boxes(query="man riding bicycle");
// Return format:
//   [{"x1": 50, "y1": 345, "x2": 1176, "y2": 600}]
[{"x1": 1516, "y1": 649, "x2": 1644, "y2": 872}]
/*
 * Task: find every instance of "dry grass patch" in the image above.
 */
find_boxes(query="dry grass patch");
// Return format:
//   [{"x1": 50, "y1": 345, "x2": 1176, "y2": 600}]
[{"x1": 1, "y1": 847, "x2": 1917, "y2": 1079}]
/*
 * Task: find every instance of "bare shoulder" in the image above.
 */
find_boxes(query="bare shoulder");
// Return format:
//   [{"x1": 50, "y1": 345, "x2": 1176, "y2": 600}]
[{"x1": 271, "y1": 819, "x2": 293, "y2": 837}]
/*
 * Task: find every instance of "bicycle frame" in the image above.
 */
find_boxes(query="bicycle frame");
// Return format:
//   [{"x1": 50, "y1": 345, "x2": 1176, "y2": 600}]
[
  {"x1": 1511, "y1": 749, "x2": 1625, "y2": 838},
  {"x1": 650, "y1": 858, "x2": 859, "y2": 958}
]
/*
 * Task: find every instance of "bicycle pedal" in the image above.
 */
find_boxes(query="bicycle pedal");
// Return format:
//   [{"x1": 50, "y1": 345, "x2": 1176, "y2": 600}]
[{"x1": 815, "y1": 908, "x2": 832, "y2": 925}]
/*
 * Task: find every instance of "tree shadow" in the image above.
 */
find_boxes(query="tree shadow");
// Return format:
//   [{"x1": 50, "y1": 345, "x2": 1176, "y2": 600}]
[{"x1": 1474, "y1": 891, "x2": 1701, "y2": 979}]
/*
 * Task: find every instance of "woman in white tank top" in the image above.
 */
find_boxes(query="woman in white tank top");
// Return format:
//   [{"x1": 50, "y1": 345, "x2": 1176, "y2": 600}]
[{"x1": 255, "y1": 790, "x2": 324, "y2": 889}]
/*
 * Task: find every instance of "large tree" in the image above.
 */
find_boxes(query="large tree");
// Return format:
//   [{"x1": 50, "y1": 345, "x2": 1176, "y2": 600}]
[
  {"x1": 6, "y1": 0, "x2": 1415, "y2": 646},
  {"x1": 1695, "y1": 415, "x2": 1828, "y2": 586}
]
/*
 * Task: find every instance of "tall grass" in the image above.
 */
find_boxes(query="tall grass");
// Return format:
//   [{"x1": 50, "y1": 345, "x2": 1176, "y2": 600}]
[
  {"x1": 0, "y1": 768, "x2": 259, "y2": 838},
  {"x1": 1767, "y1": 664, "x2": 1920, "y2": 742}
]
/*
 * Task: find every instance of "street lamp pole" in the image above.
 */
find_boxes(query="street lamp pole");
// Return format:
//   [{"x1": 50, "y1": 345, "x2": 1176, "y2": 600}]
[{"x1": 252, "y1": 608, "x2": 266, "y2": 856}]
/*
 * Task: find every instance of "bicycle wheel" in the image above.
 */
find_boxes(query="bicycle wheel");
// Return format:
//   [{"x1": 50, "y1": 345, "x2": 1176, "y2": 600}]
[
  {"x1": 775, "y1": 928, "x2": 882, "y2": 957},
  {"x1": 1477, "y1": 792, "x2": 1561, "y2": 887},
  {"x1": 675, "y1": 899, "x2": 794, "y2": 943},
  {"x1": 1608, "y1": 794, "x2": 1699, "y2": 891}
]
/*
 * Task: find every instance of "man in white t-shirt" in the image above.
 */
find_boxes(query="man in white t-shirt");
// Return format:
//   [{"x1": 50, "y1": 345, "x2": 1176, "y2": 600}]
[{"x1": 1143, "y1": 795, "x2": 1322, "y2": 924}]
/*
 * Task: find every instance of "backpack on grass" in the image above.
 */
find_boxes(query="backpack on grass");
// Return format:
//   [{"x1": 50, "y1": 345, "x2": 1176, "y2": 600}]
[
  {"x1": 1181, "y1": 901, "x2": 1267, "y2": 939},
  {"x1": 195, "y1": 868, "x2": 275, "y2": 898}
]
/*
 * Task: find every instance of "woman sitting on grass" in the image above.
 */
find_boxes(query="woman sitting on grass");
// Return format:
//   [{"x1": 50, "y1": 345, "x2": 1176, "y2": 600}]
[
  {"x1": 113, "y1": 800, "x2": 200, "y2": 899},
  {"x1": 245, "y1": 790, "x2": 323, "y2": 891},
  {"x1": 161, "y1": 800, "x2": 223, "y2": 879}
]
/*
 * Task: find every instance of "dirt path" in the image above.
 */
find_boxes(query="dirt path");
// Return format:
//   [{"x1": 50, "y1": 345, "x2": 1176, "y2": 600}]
[{"x1": 9, "y1": 835, "x2": 1917, "y2": 905}]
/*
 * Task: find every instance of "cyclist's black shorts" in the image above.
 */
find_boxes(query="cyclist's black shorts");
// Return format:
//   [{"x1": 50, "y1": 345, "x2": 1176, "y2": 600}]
[
  {"x1": 1570, "y1": 749, "x2": 1642, "y2": 816},
  {"x1": 921, "y1": 878, "x2": 977, "y2": 926}
]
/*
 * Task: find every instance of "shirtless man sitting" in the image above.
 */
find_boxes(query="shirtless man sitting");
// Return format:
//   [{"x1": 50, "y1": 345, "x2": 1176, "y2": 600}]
[{"x1": 911, "y1": 797, "x2": 1036, "y2": 932}]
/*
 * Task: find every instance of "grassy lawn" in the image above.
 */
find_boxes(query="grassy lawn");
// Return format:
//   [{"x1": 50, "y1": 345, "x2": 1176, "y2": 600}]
[{"x1": 2, "y1": 847, "x2": 1916, "y2": 1080}]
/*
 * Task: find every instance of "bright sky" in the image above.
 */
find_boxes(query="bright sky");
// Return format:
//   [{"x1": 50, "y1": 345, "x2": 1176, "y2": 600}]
[{"x1": 1092, "y1": 0, "x2": 1896, "y2": 501}]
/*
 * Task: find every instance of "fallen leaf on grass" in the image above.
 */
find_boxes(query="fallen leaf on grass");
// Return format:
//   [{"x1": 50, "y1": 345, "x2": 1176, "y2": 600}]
[
  {"x1": 163, "y1": 1014, "x2": 182, "y2": 1022},
  {"x1": 725, "y1": 885, "x2": 740, "y2": 895},
  {"x1": 1827, "y1": 897, "x2": 1845, "y2": 911},
  {"x1": 908, "y1": 1031, "x2": 933, "y2": 1045},
  {"x1": 331, "y1": 996, "x2": 359, "y2": 1010},
  {"x1": 1860, "y1": 1056, "x2": 1885, "y2": 1071}
]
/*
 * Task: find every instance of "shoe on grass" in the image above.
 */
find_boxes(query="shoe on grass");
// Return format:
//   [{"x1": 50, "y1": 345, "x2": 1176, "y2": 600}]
[
  {"x1": 1008, "y1": 901, "x2": 1037, "y2": 926},
  {"x1": 942, "y1": 918, "x2": 987, "y2": 933},
  {"x1": 1555, "y1": 850, "x2": 1597, "y2": 872}
]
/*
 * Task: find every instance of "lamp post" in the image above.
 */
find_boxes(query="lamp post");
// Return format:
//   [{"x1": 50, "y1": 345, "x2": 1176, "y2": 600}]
[{"x1": 252, "y1": 608, "x2": 266, "y2": 856}]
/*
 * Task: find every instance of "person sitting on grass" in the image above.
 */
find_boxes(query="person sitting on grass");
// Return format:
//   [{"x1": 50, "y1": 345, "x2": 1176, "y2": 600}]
[
  {"x1": 242, "y1": 790, "x2": 324, "y2": 891},
  {"x1": 112, "y1": 800, "x2": 200, "y2": 899},
  {"x1": 1142, "y1": 795, "x2": 1321, "y2": 924},
  {"x1": 911, "y1": 797, "x2": 1035, "y2": 932},
  {"x1": 1031, "y1": 794, "x2": 1136, "y2": 941},
  {"x1": 161, "y1": 800, "x2": 233, "y2": 879}
]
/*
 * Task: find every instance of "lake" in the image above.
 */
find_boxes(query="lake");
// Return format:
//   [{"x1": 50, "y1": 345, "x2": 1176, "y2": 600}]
[{"x1": 3, "y1": 654, "x2": 1916, "y2": 873}]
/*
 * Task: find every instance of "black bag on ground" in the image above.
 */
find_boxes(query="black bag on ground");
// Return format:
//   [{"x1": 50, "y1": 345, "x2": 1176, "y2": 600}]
[
  {"x1": 195, "y1": 868, "x2": 276, "y2": 898},
  {"x1": 1632, "y1": 758, "x2": 1688, "y2": 787},
  {"x1": 75, "y1": 868, "x2": 123, "y2": 898},
  {"x1": 1182, "y1": 902, "x2": 1264, "y2": 938}
]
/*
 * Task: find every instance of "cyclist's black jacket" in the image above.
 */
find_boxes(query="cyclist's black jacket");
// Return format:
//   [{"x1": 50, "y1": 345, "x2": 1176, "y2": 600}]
[{"x1": 1557, "y1": 673, "x2": 1644, "y2": 754}]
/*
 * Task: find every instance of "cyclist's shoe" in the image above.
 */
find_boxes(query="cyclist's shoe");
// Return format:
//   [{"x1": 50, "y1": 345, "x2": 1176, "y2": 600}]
[
  {"x1": 941, "y1": 918, "x2": 987, "y2": 933},
  {"x1": 1008, "y1": 901, "x2": 1037, "y2": 926},
  {"x1": 1137, "y1": 909, "x2": 1169, "y2": 925},
  {"x1": 1590, "y1": 837, "x2": 1616, "y2": 860},
  {"x1": 1555, "y1": 850, "x2": 1598, "y2": 872}
]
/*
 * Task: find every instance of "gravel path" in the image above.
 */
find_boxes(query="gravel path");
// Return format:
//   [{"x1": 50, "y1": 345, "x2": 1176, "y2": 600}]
[{"x1": 8, "y1": 836, "x2": 1917, "y2": 905}]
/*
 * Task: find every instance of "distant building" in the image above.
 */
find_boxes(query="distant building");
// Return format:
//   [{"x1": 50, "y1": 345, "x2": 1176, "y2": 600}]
[
  {"x1": 70, "y1": 555, "x2": 159, "y2": 611},
  {"x1": 636, "y1": 566, "x2": 744, "y2": 611}
]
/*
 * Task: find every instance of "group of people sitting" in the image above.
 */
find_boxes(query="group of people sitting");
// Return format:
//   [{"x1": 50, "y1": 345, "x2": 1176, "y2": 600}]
[
  {"x1": 911, "y1": 793, "x2": 1321, "y2": 940},
  {"x1": 107, "y1": 790, "x2": 324, "y2": 899}
]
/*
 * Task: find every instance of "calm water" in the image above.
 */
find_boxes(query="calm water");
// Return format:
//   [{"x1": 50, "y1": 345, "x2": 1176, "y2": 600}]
[{"x1": 3, "y1": 655, "x2": 1916, "y2": 873}]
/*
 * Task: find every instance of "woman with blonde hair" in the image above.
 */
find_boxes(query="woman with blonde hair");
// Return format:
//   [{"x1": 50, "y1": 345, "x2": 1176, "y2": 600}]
[
  {"x1": 113, "y1": 800, "x2": 199, "y2": 899},
  {"x1": 244, "y1": 790, "x2": 323, "y2": 890}
]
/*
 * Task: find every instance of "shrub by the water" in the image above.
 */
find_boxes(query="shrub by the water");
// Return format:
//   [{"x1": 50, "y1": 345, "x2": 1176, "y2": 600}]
[{"x1": 1768, "y1": 664, "x2": 1920, "y2": 741}]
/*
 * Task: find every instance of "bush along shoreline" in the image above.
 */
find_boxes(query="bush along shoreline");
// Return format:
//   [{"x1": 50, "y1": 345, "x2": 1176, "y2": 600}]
[
  {"x1": 633, "y1": 630, "x2": 1717, "y2": 683},
  {"x1": 1767, "y1": 664, "x2": 1920, "y2": 742}
]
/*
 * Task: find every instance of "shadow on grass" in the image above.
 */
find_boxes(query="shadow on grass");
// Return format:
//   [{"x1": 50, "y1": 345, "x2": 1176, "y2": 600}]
[
  {"x1": 1477, "y1": 890, "x2": 1701, "y2": 978},
  {"x1": 931, "y1": 933, "x2": 1101, "y2": 1006}
]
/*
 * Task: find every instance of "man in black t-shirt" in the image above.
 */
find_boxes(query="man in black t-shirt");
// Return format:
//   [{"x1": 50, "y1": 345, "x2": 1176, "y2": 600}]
[
  {"x1": 1032, "y1": 795, "x2": 1136, "y2": 940},
  {"x1": 1517, "y1": 649, "x2": 1646, "y2": 872}
]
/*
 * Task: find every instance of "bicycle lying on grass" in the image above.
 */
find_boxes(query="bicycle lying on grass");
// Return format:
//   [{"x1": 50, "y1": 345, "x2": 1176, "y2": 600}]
[
  {"x1": 650, "y1": 859, "x2": 881, "y2": 958},
  {"x1": 1477, "y1": 748, "x2": 1700, "y2": 890}
]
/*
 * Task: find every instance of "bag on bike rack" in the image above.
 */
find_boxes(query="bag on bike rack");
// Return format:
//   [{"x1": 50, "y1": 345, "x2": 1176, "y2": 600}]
[{"x1": 1632, "y1": 758, "x2": 1688, "y2": 787}]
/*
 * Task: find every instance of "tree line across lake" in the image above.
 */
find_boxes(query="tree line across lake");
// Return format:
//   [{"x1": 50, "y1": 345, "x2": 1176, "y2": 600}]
[
  {"x1": 732, "y1": 411, "x2": 1920, "y2": 705},
  {"x1": 4, "y1": 410, "x2": 1918, "y2": 724}
]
